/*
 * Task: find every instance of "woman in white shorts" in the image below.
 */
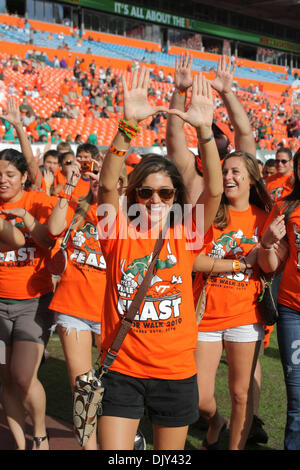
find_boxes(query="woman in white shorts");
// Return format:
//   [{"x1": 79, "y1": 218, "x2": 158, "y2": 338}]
[{"x1": 192, "y1": 151, "x2": 273, "y2": 450}]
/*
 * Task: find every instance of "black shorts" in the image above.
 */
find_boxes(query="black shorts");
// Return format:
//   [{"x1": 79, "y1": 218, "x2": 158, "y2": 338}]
[{"x1": 101, "y1": 370, "x2": 199, "y2": 427}]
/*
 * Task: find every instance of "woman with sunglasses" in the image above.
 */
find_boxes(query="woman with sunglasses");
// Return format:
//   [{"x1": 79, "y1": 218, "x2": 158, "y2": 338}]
[
  {"x1": 258, "y1": 147, "x2": 300, "y2": 450},
  {"x1": 97, "y1": 67, "x2": 223, "y2": 450}
]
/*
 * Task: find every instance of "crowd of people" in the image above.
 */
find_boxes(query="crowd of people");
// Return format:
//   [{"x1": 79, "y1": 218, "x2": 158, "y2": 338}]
[
  {"x1": 0, "y1": 52, "x2": 299, "y2": 453},
  {"x1": 0, "y1": 39, "x2": 299, "y2": 151}
]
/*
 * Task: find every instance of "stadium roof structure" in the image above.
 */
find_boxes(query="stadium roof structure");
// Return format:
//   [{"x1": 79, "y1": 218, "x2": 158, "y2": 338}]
[{"x1": 193, "y1": 0, "x2": 300, "y2": 30}]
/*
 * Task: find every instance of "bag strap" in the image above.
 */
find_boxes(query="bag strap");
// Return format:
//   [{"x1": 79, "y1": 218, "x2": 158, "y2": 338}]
[
  {"x1": 101, "y1": 233, "x2": 165, "y2": 371},
  {"x1": 60, "y1": 207, "x2": 80, "y2": 250}
]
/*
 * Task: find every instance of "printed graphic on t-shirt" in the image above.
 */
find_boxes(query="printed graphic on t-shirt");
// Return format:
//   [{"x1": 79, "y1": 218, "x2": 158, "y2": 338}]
[
  {"x1": 0, "y1": 218, "x2": 38, "y2": 267},
  {"x1": 270, "y1": 186, "x2": 284, "y2": 201},
  {"x1": 117, "y1": 242, "x2": 183, "y2": 332},
  {"x1": 208, "y1": 228, "x2": 258, "y2": 287},
  {"x1": 294, "y1": 224, "x2": 300, "y2": 270},
  {"x1": 69, "y1": 221, "x2": 106, "y2": 270}
]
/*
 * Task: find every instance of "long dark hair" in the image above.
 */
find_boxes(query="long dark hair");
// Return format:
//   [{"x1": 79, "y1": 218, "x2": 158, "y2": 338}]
[
  {"x1": 0, "y1": 148, "x2": 28, "y2": 175},
  {"x1": 214, "y1": 151, "x2": 273, "y2": 229},
  {"x1": 282, "y1": 147, "x2": 300, "y2": 224},
  {"x1": 126, "y1": 154, "x2": 187, "y2": 223}
]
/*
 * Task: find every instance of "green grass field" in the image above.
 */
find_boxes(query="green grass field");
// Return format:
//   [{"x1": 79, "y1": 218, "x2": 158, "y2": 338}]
[{"x1": 39, "y1": 327, "x2": 286, "y2": 450}]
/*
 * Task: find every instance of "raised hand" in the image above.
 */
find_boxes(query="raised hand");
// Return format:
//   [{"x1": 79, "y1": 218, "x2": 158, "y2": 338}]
[
  {"x1": 0, "y1": 96, "x2": 22, "y2": 127},
  {"x1": 174, "y1": 53, "x2": 193, "y2": 92},
  {"x1": 122, "y1": 66, "x2": 168, "y2": 124},
  {"x1": 261, "y1": 214, "x2": 286, "y2": 248},
  {"x1": 168, "y1": 73, "x2": 214, "y2": 130},
  {"x1": 65, "y1": 160, "x2": 81, "y2": 187},
  {"x1": 43, "y1": 169, "x2": 55, "y2": 187},
  {"x1": 210, "y1": 55, "x2": 236, "y2": 95}
]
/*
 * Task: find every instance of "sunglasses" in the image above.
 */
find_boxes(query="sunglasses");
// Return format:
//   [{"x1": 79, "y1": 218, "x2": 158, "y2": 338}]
[
  {"x1": 275, "y1": 159, "x2": 290, "y2": 165},
  {"x1": 136, "y1": 187, "x2": 176, "y2": 200},
  {"x1": 64, "y1": 160, "x2": 73, "y2": 166}
]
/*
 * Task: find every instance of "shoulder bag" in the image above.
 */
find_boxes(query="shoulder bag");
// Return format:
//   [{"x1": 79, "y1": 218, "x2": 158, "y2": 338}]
[
  {"x1": 195, "y1": 258, "x2": 216, "y2": 325},
  {"x1": 257, "y1": 272, "x2": 279, "y2": 326}
]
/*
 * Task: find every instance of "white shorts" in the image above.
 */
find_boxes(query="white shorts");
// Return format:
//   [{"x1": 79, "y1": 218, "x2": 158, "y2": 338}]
[{"x1": 197, "y1": 323, "x2": 265, "y2": 343}]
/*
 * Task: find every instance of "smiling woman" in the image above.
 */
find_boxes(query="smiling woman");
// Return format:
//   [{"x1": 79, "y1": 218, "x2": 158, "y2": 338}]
[
  {"x1": 0, "y1": 147, "x2": 58, "y2": 450},
  {"x1": 97, "y1": 66, "x2": 223, "y2": 450},
  {"x1": 193, "y1": 150, "x2": 274, "y2": 450}
]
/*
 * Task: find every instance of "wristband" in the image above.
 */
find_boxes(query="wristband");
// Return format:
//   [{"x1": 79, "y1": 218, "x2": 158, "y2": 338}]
[
  {"x1": 46, "y1": 226, "x2": 57, "y2": 241},
  {"x1": 232, "y1": 260, "x2": 240, "y2": 272},
  {"x1": 176, "y1": 89, "x2": 186, "y2": 96},
  {"x1": 198, "y1": 132, "x2": 214, "y2": 144},
  {"x1": 260, "y1": 241, "x2": 274, "y2": 250},
  {"x1": 65, "y1": 182, "x2": 76, "y2": 188},
  {"x1": 58, "y1": 190, "x2": 73, "y2": 201},
  {"x1": 109, "y1": 144, "x2": 128, "y2": 157}
]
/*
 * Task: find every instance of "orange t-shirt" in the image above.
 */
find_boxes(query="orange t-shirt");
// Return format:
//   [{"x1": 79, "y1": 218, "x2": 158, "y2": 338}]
[
  {"x1": 53, "y1": 168, "x2": 66, "y2": 189},
  {"x1": 266, "y1": 173, "x2": 293, "y2": 201},
  {"x1": 263, "y1": 202, "x2": 300, "y2": 312},
  {"x1": 99, "y1": 209, "x2": 203, "y2": 380},
  {"x1": 193, "y1": 205, "x2": 266, "y2": 331},
  {"x1": 60, "y1": 83, "x2": 69, "y2": 97},
  {"x1": 49, "y1": 202, "x2": 106, "y2": 322},
  {"x1": 0, "y1": 190, "x2": 57, "y2": 299}
]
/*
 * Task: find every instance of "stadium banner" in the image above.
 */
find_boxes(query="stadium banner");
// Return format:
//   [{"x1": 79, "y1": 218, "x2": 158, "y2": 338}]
[{"x1": 57, "y1": 0, "x2": 300, "y2": 53}]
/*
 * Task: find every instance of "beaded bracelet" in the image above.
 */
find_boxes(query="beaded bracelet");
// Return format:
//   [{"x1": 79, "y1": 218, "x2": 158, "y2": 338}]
[
  {"x1": 109, "y1": 144, "x2": 128, "y2": 157},
  {"x1": 118, "y1": 119, "x2": 141, "y2": 140}
]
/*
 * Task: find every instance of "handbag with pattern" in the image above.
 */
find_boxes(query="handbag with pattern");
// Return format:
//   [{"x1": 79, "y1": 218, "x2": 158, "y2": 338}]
[
  {"x1": 73, "y1": 368, "x2": 105, "y2": 447},
  {"x1": 257, "y1": 273, "x2": 279, "y2": 326}
]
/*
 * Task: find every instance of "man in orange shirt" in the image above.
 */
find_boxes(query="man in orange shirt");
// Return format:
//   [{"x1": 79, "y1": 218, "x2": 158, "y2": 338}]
[
  {"x1": 60, "y1": 78, "x2": 70, "y2": 104},
  {"x1": 266, "y1": 147, "x2": 294, "y2": 201}
]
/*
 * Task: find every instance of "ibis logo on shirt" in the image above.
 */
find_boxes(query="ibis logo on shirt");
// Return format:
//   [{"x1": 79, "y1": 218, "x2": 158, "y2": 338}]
[
  {"x1": 69, "y1": 222, "x2": 106, "y2": 270},
  {"x1": 294, "y1": 224, "x2": 300, "y2": 250},
  {"x1": 209, "y1": 229, "x2": 258, "y2": 283},
  {"x1": 271, "y1": 186, "x2": 284, "y2": 201},
  {"x1": 211, "y1": 229, "x2": 258, "y2": 259},
  {"x1": 117, "y1": 242, "x2": 183, "y2": 322}
]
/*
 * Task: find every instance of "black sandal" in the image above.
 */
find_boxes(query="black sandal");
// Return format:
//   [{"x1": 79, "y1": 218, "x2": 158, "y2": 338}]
[
  {"x1": 202, "y1": 422, "x2": 227, "y2": 450},
  {"x1": 33, "y1": 432, "x2": 50, "y2": 450}
]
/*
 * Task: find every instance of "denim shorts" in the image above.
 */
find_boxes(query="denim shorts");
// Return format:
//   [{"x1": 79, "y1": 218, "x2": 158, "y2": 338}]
[
  {"x1": 197, "y1": 323, "x2": 265, "y2": 342},
  {"x1": 53, "y1": 312, "x2": 101, "y2": 336},
  {"x1": 101, "y1": 370, "x2": 199, "y2": 427}
]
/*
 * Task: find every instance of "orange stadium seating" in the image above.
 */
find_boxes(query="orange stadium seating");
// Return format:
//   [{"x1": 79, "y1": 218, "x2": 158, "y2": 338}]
[{"x1": 0, "y1": 13, "x2": 298, "y2": 150}]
